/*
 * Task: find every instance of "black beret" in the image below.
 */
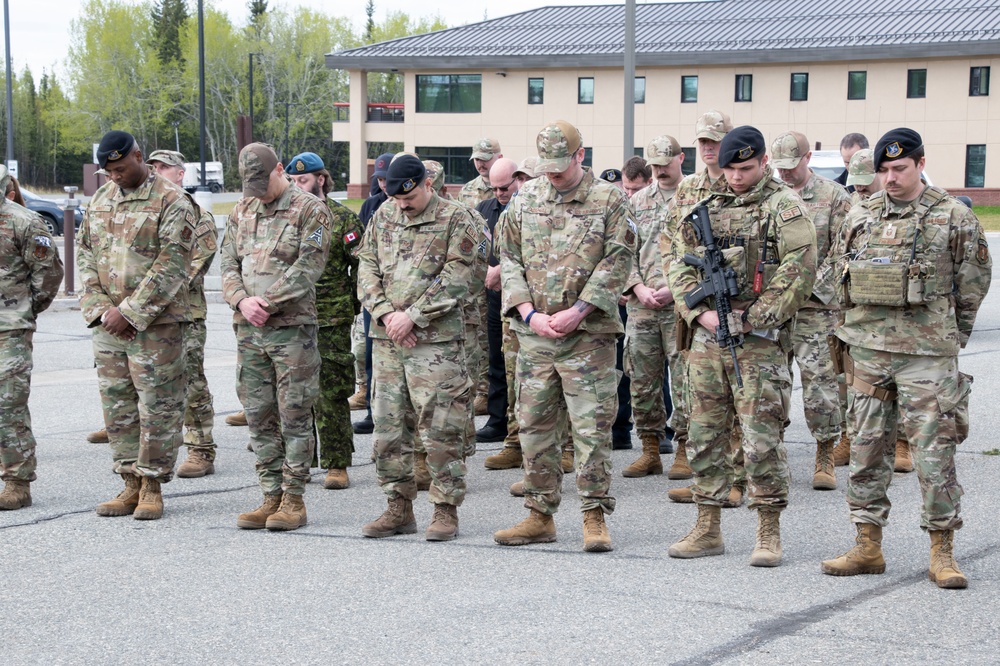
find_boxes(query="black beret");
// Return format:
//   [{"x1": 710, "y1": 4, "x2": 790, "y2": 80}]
[
  {"x1": 873, "y1": 128, "x2": 923, "y2": 171},
  {"x1": 718, "y1": 125, "x2": 766, "y2": 168},
  {"x1": 97, "y1": 130, "x2": 136, "y2": 168},
  {"x1": 600, "y1": 168, "x2": 622, "y2": 182},
  {"x1": 385, "y1": 154, "x2": 426, "y2": 197}
]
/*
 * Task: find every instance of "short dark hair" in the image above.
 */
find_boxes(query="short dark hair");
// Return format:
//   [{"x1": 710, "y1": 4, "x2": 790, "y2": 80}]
[
  {"x1": 840, "y1": 133, "x2": 869, "y2": 150},
  {"x1": 622, "y1": 156, "x2": 651, "y2": 181}
]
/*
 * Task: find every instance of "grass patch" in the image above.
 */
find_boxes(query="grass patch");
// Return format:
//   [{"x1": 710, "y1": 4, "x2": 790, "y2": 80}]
[
  {"x1": 983, "y1": 448, "x2": 1000, "y2": 456},
  {"x1": 974, "y1": 206, "x2": 1000, "y2": 231}
]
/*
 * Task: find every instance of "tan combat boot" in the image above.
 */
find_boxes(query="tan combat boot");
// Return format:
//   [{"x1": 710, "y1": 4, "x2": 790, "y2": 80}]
[
  {"x1": 134, "y1": 478, "x2": 163, "y2": 520},
  {"x1": 414, "y1": 451, "x2": 431, "y2": 491},
  {"x1": 323, "y1": 468, "x2": 350, "y2": 490},
  {"x1": 87, "y1": 428, "x2": 109, "y2": 444},
  {"x1": 494, "y1": 509, "x2": 557, "y2": 546},
  {"x1": 473, "y1": 393, "x2": 489, "y2": 416},
  {"x1": 0, "y1": 479, "x2": 31, "y2": 510},
  {"x1": 484, "y1": 446, "x2": 523, "y2": 470},
  {"x1": 667, "y1": 485, "x2": 694, "y2": 503},
  {"x1": 177, "y1": 449, "x2": 215, "y2": 478},
  {"x1": 425, "y1": 503, "x2": 459, "y2": 541},
  {"x1": 266, "y1": 493, "x2": 307, "y2": 531},
  {"x1": 929, "y1": 530, "x2": 968, "y2": 589},
  {"x1": 561, "y1": 445, "x2": 574, "y2": 474},
  {"x1": 96, "y1": 474, "x2": 142, "y2": 517},
  {"x1": 509, "y1": 480, "x2": 525, "y2": 497},
  {"x1": 623, "y1": 433, "x2": 664, "y2": 478},
  {"x1": 821, "y1": 523, "x2": 886, "y2": 576},
  {"x1": 237, "y1": 493, "x2": 283, "y2": 529},
  {"x1": 750, "y1": 509, "x2": 783, "y2": 567},
  {"x1": 812, "y1": 439, "x2": 837, "y2": 490},
  {"x1": 362, "y1": 496, "x2": 417, "y2": 538},
  {"x1": 225, "y1": 411, "x2": 248, "y2": 426},
  {"x1": 668, "y1": 504, "x2": 724, "y2": 558},
  {"x1": 667, "y1": 438, "x2": 694, "y2": 480},
  {"x1": 832, "y1": 431, "x2": 851, "y2": 467},
  {"x1": 894, "y1": 438, "x2": 914, "y2": 473},
  {"x1": 724, "y1": 484, "x2": 745, "y2": 508},
  {"x1": 582, "y1": 508, "x2": 613, "y2": 552},
  {"x1": 347, "y1": 387, "x2": 368, "y2": 411}
]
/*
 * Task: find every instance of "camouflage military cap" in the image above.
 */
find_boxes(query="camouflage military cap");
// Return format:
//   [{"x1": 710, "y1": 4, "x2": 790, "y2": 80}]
[
  {"x1": 846, "y1": 148, "x2": 876, "y2": 186},
  {"x1": 238, "y1": 142, "x2": 278, "y2": 198},
  {"x1": 646, "y1": 135, "x2": 682, "y2": 166},
  {"x1": 147, "y1": 150, "x2": 185, "y2": 168},
  {"x1": 471, "y1": 137, "x2": 501, "y2": 161},
  {"x1": 0, "y1": 164, "x2": 9, "y2": 196},
  {"x1": 514, "y1": 156, "x2": 537, "y2": 179},
  {"x1": 422, "y1": 159, "x2": 445, "y2": 191},
  {"x1": 695, "y1": 110, "x2": 733, "y2": 142},
  {"x1": 770, "y1": 131, "x2": 810, "y2": 169},
  {"x1": 535, "y1": 120, "x2": 582, "y2": 174}
]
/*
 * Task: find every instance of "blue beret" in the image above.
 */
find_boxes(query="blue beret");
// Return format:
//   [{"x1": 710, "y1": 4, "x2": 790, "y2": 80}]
[
  {"x1": 874, "y1": 128, "x2": 923, "y2": 171},
  {"x1": 97, "y1": 130, "x2": 135, "y2": 168},
  {"x1": 385, "y1": 155, "x2": 426, "y2": 197},
  {"x1": 288, "y1": 152, "x2": 324, "y2": 175},
  {"x1": 718, "y1": 126, "x2": 766, "y2": 168}
]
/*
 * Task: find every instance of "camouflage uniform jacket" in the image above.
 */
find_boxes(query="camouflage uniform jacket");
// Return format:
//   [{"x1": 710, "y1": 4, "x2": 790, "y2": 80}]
[
  {"x1": 220, "y1": 182, "x2": 332, "y2": 327},
  {"x1": 315, "y1": 198, "x2": 363, "y2": 328},
  {"x1": 357, "y1": 192, "x2": 478, "y2": 343},
  {"x1": 836, "y1": 186, "x2": 992, "y2": 355},
  {"x1": 625, "y1": 183, "x2": 675, "y2": 315},
  {"x1": 669, "y1": 166, "x2": 817, "y2": 331},
  {"x1": 457, "y1": 175, "x2": 492, "y2": 209},
  {"x1": 797, "y1": 170, "x2": 851, "y2": 309},
  {"x1": 453, "y1": 200, "x2": 489, "y2": 326},
  {"x1": 499, "y1": 168, "x2": 637, "y2": 336},
  {"x1": 186, "y1": 202, "x2": 219, "y2": 321},
  {"x1": 78, "y1": 172, "x2": 196, "y2": 330},
  {"x1": 0, "y1": 200, "x2": 64, "y2": 331},
  {"x1": 662, "y1": 169, "x2": 728, "y2": 276}
]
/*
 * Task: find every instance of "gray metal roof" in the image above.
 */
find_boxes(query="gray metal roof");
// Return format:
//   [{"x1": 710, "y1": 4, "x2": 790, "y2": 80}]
[{"x1": 325, "y1": 0, "x2": 1000, "y2": 71}]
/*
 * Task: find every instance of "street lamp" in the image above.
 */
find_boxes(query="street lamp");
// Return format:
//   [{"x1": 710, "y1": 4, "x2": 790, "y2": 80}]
[{"x1": 172, "y1": 120, "x2": 180, "y2": 152}]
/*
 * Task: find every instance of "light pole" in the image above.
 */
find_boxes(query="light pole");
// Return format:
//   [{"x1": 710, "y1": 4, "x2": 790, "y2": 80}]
[
  {"x1": 172, "y1": 120, "x2": 180, "y2": 152},
  {"x1": 197, "y1": 0, "x2": 207, "y2": 192},
  {"x1": 4, "y1": 0, "x2": 14, "y2": 168}
]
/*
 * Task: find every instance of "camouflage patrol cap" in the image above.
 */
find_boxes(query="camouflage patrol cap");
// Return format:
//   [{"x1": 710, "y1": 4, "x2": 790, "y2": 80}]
[
  {"x1": 535, "y1": 120, "x2": 583, "y2": 174},
  {"x1": 513, "y1": 156, "x2": 537, "y2": 179},
  {"x1": 471, "y1": 138, "x2": 501, "y2": 161},
  {"x1": 422, "y1": 159, "x2": 446, "y2": 191},
  {"x1": 846, "y1": 148, "x2": 876, "y2": 187},
  {"x1": 147, "y1": 150, "x2": 185, "y2": 168},
  {"x1": 646, "y1": 135, "x2": 682, "y2": 166},
  {"x1": 288, "y1": 151, "x2": 324, "y2": 174},
  {"x1": 770, "y1": 131, "x2": 810, "y2": 169},
  {"x1": 238, "y1": 142, "x2": 279, "y2": 198},
  {"x1": 0, "y1": 165, "x2": 9, "y2": 197},
  {"x1": 695, "y1": 110, "x2": 733, "y2": 142}
]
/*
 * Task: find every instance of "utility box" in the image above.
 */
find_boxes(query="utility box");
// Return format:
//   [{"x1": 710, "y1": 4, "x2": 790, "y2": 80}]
[{"x1": 183, "y1": 161, "x2": 225, "y2": 193}]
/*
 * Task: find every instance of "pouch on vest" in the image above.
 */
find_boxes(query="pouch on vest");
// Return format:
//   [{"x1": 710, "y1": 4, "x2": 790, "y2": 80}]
[{"x1": 846, "y1": 259, "x2": 908, "y2": 307}]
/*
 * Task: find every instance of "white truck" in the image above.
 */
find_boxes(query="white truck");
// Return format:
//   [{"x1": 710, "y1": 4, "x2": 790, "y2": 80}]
[{"x1": 182, "y1": 161, "x2": 225, "y2": 193}]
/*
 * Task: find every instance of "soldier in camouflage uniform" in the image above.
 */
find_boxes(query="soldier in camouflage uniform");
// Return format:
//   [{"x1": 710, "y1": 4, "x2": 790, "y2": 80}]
[
  {"x1": 221, "y1": 143, "x2": 332, "y2": 532},
  {"x1": 357, "y1": 155, "x2": 478, "y2": 542},
  {"x1": 667, "y1": 126, "x2": 817, "y2": 567},
  {"x1": 146, "y1": 150, "x2": 219, "y2": 479},
  {"x1": 770, "y1": 131, "x2": 852, "y2": 491},
  {"x1": 822, "y1": 129, "x2": 992, "y2": 589},
  {"x1": 494, "y1": 120, "x2": 636, "y2": 553},
  {"x1": 78, "y1": 130, "x2": 197, "y2": 521},
  {"x1": 0, "y1": 166, "x2": 64, "y2": 510}
]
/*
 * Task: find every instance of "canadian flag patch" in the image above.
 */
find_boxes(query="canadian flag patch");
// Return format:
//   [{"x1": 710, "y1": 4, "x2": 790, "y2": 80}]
[{"x1": 344, "y1": 231, "x2": 358, "y2": 244}]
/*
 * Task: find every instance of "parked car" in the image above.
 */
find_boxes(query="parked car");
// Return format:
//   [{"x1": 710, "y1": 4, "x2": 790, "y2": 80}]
[{"x1": 21, "y1": 187, "x2": 83, "y2": 236}]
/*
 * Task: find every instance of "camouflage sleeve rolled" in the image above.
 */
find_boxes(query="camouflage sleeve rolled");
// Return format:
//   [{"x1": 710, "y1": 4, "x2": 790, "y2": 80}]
[
  {"x1": 118, "y1": 195, "x2": 196, "y2": 331},
  {"x1": 23, "y1": 215, "x2": 64, "y2": 315},
  {"x1": 219, "y1": 207, "x2": 248, "y2": 309},
  {"x1": 623, "y1": 196, "x2": 642, "y2": 293},
  {"x1": 952, "y1": 206, "x2": 992, "y2": 346},
  {"x1": 578, "y1": 191, "x2": 636, "y2": 316},
  {"x1": 260, "y1": 199, "x2": 332, "y2": 313},
  {"x1": 498, "y1": 195, "x2": 532, "y2": 315},
  {"x1": 188, "y1": 208, "x2": 219, "y2": 287},
  {"x1": 356, "y1": 208, "x2": 392, "y2": 323},
  {"x1": 407, "y1": 208, "x2": 477, "y2": 328},
  {"x1": 76, "y1": 202, "x2": 114, "y2": 326},
  {"x1": 811, "y1": 186, "x2": 853, "y2": 306}
]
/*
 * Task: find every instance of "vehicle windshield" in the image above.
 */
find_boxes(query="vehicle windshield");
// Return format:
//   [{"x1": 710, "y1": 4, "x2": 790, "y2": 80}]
[{"x1": 19, "y1": 188, "x2": 40, "y2": 200}]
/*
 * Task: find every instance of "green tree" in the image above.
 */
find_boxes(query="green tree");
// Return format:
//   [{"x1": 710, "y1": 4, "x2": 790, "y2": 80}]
[
  {"x1": 367, "y1": 12, "x2": 447, "y2": 103},
  {"x1": 365, "y1": 0, "x2": 375, "y2": 43},
  {"x1": 151, "y1": 0, "x2": 189, "y2": 68}
]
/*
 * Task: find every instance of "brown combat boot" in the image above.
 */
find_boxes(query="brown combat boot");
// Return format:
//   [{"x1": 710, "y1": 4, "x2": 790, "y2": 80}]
[
  {"x1": 473, "y1": 393, "x2": 489, "y2": 416},
  {"x1": 0, "y1": 479, "x2": 31, "y2": 510},
  {"x1": 425, "y1": 503, "x2": 459, "y2": 541},
  {"x1": 667, "y1": 485, "x2": 694, "y2": 503},
  {"x1": 582, "y1": 508, "x2": 613, "y2": 552},
  {"x1": 414, "y1": 451, "x2": 431, "y2": 491},
  {"x1": 133, "y1": 478, "x2": 163, "y2": 520},
  {"x1": 237, "y1": 493, "x2": 283, "y2": 529},
  {"x1": 87, "y1": 428, "x2": 109, "y2": 444},
  {"x1": 929, "y1": 530, "x2": 968, "y2": 589},
  {"x1": 832, "y1": 432, "x2": 851, "y2": 466},
  {"x1": 894, "y1": 438, "x2": 914, "y2": 473},
  {"x1": 667, "y1": 438, "x2": 694, "y2": 480},
  {"x1": 812, "y1": 439, "x2": 837, "y2": 490},
  {"x1": 623, "y1": 433, "x2": 664, "y2": 478},
  {"x1": 821, "y1": 523, "x2": 886, "y2": 576},
  {"x1": 362, "y1": 496, "x2": 417, "y2": 538},
  {"x1": 509, "y1": 480, "x2": 525, "y2": 497},
  {"x1": 347, "y1": 388, "x2": 368, "y2": 411},
  {"x1": 494, "y1": 509, "x2": 556, "y2": 546},
  {"x1": 750, "y1": 509, "x2": 783, "y2": 567},
  {"x1": 177, "y1": 449, "x2": 215, "y2": 478},
  {"x1": 484, "y1": 446, "x2": 523, "y2": 470},
  {"x1": 561, "y1": 445, "x2": 574, "y2": 474},
  {"x1": 225, "y1": 411, "x2": 248, "y2": 426},
  {"x1": 96, "y1": 474, "x2": 142, "y2": 517},
  {"x1": 266, "y1": 493, "x2": 307, "y2": 531},
  {"x1": 323, "y1": 468, "x2": 350, "y2": 490},
  {"x1": 668, "y1": 504, "x2": 724, "y2": 558}
]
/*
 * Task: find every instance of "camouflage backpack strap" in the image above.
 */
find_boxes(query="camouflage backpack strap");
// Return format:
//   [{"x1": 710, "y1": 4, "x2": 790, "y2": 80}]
[{"x1": 911, "y1": 185, "x2": 949, "y2": 221}]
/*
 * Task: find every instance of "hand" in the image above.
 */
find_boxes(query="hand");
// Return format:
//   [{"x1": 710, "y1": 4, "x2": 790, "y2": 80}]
[
  {"x1": 547, "y1": 308, "x2": 586, "y2": 335},
  {"x1": 696, "y1": 310, "x2": 720, "y2": 332},
  {"x1": 633, "y1": 284, "x2": 662, "y2": 309},
  {"x1": 238, "y1": 296, "x2": 271, "y2": 327},
  {"x1": 528, "y1": 312, "x2": 563, "y2": 339},
  {"x1": 383, "y1": 311, "x2": 416, "y2": 343},
  {"x1": 485, "y1": 265, "x2": 501, "y2": 291},
  {"x1": 398, "y1": 331, "x2": 418, "y2": 348},
  {"x1": 652, "y1": 286, "x2": 674, "y2": 307},
  {"x1": 102, "y1": 307, "x2": 136, "y2": 340},
  {"x1": 618, "y1": 295, "x2": 629, "y2": 306}
]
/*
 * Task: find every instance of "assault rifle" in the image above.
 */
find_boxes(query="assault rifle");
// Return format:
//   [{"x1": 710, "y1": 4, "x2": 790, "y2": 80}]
[{"x1": 681, "y1": 204, "x2": 744, "y2": 388}]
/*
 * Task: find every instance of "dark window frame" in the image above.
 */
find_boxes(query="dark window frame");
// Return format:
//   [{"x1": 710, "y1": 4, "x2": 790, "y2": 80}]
[
  {"x1": 634, "y1": 77, "x2": 646, "y2": 104},
  {"x1": 415, "y1": 74, "x2": 482, "y2": 113},
  {"x1": 970, "y1": 66, "x2": 991, "y2": 96},
  {"x1": 414, "y1": 146, "x2": 478, "y2": 184},
  {"x1": 790, "y1": 72, "x2": 809, "y2": 101},
  {"x1": 528, "y1": 77, "x2": 544, "y2": 105},
  {"x1": 848, "y1": 71, "x2": 867, "y2": 100},
  {"x1": 735, "y1": 74, "x2": 753, "y2": 102},
  {"x1": 681, "y1": 75, "x2": 698, "y2": 103},
  {"x1": 965, "y1": 144, "x2": 986, "y2": 188},
  {"x1": 907, "y1": 69, "x2": 927, "y2": 99},
  {"x1": 578, "y1": 77, "x2": 595, "y2": 104}
]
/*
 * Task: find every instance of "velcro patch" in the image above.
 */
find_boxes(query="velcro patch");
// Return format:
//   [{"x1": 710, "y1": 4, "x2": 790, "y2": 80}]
[
  {"x1": 977, "y1": 239, "x2": 990, "y2": 264},
  {"x1": 780, "y1": 206, "x2": 803, "y2": 222},
  {"x1": 33, "y1": 245, "x2": 48, "y2": 260},
  {"x1": 181, "y1": 226, "x2": 193, "y2": 242},
  {"x1": 33, "y1": 235, "x2": 51, "y2": 247},
  {"x1": 344, "y1": 231, "x2": 359, "y2": 245},
  {"x1": 307, "y1": 226, "x2": 324, "y2": 246},
  {"x1": 460, "y1": 237, "x2": 474, "y2": 255}
]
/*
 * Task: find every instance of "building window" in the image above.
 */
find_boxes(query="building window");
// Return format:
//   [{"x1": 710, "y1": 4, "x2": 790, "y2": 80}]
[
  {"x1": 790, "y1": 73, "x2": 808, "y2": 101},
  {"x1": 528, "y1": 78, "x2": 544, "y2": 104},
  {"x1": 966, "y1": 145, "x2": 986, "y2": 188},
  {"x1": 415, "y1": 75, "x2": 481, "y2": 113},
  {"x1": 681, "y1": 76, "x2": 698, "y2": 103},
  {"x1": 578, "y1": 77, "x2": 594, "y2": 104},
  {"x1": 681, "y1": 147, "x2": 695, "y2": 177},
  {"x1": 848, "y1": 71, "x2": 867, "y2": 100},
  {"x1": 735, "y1": 74, "x2": 752, "y2": 102},
  {"x1": 907, "y1": 69, "x2": 927, "y2": 98},
  {"x1": 971, "y1": 67, "x2": 990, "y2": 96},
  {"x1": 583, "y1": 147, "x2": 593, "y2": 168},
  {"x1": 634, "y1": 77, "x2": 646, "y2": 104},
  {"x1": 415, "y1": 146, "x2": 478, "y2": 184}
]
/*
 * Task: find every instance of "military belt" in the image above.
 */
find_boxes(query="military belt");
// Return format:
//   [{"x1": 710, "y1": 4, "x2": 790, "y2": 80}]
[{"x1": 843, "y1": 353, "x2": 898, "y2": 402}]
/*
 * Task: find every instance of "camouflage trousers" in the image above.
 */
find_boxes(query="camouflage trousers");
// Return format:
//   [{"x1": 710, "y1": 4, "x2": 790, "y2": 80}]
[
  {"x1": 93, "y1": 323, "x2": 187, "y2": 482},
  {"x1": 624, "y1": 307, "x2": 674, "y2": 437},
  {"x1": 788, "y1": 307, "x2": 843, "y2": 443},
  {"x1": 0, "y1": 330, "x2": 36, "y2": 482},
  {"x1": 351, "y1": 312, "x2": 366, "y2": 388},
  {"x1": 475, "y1": 291, "x2": 489, "y2": 396},
  {"x1": 503, "y1": 318, "x2": 520, "y2": 448},
  {"x1": 182, "y1": 319, "x2": 215, "y2": 457},
  {"x1": 845, "y1": 346, "x2": 967, "y2": 531},
  {"x1": 372, "y1": 338, "x2": 471, "y2": 506},
  {"x1": 686, "y1": 327, "x2": 791, "y2": 510},
  {"x1": 236, "y1": 324, "x2": 320, "y2": 496},
  {"x1": 463, "y1": 322, "x2": 480, "y2": 456},
  {"x1": 517, "y1": 331, "x2": 618, "y2": 515},
  {"x1": 316, "y1": 324, "x2": 355, "y2": 469}
]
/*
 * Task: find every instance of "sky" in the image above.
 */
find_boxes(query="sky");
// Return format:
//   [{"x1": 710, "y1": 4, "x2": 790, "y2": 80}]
[{"x1": 2, "y1": 0, "x2": 641, "y2": 81}]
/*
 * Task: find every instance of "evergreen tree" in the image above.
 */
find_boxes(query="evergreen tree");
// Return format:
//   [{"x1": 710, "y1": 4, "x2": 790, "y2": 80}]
[{"x1": 151, "y1": 0, "x2": 189, "y2": 69}]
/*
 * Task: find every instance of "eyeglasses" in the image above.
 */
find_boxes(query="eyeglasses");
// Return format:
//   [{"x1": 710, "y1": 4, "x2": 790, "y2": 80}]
[{"x1": 492, "y1": 179, "x2": 516, "y2": 193}]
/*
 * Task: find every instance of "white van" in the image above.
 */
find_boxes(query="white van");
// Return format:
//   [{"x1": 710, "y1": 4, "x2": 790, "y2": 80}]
[{"x1": 182, "y1": 161, "x2": 225, "y2": 193}]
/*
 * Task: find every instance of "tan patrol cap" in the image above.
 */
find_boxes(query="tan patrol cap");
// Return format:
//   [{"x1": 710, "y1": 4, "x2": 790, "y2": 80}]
[
  {"x1": 535, "y1": 121, "x2": 583, "y2": 174},
  {"x1": 846, "y1": 148, "x2": 876, "y2": 187},
  {"x1": 695, "y1": 110, "x2": 733, "y2": 142},
  {"x1": 513, "y1": 156, "x2": 538, "y2": 179},
  {"x1": 646, "y1": 135, "x2": 681, "y2": 166},
  {"x1": 239, "y1": 143, "x2": 279, "y2": 198},
  {"x1": 471, "y1": 138, "x2": 501, "y2": 161},
  {"x1": 422, "y1": 159, "x2": 445, "y2": 191},
  {"x1": 771, "y1": 131, "x2": 810, "y2": 169},
  {"x1": 147, "y1": 150, "x2": 186, "y2": 168}
]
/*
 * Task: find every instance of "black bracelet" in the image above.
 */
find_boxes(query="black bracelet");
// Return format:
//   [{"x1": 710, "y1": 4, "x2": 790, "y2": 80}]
[{"x1": 524, "y1": 309, "x2": 536, "y2": 324}]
